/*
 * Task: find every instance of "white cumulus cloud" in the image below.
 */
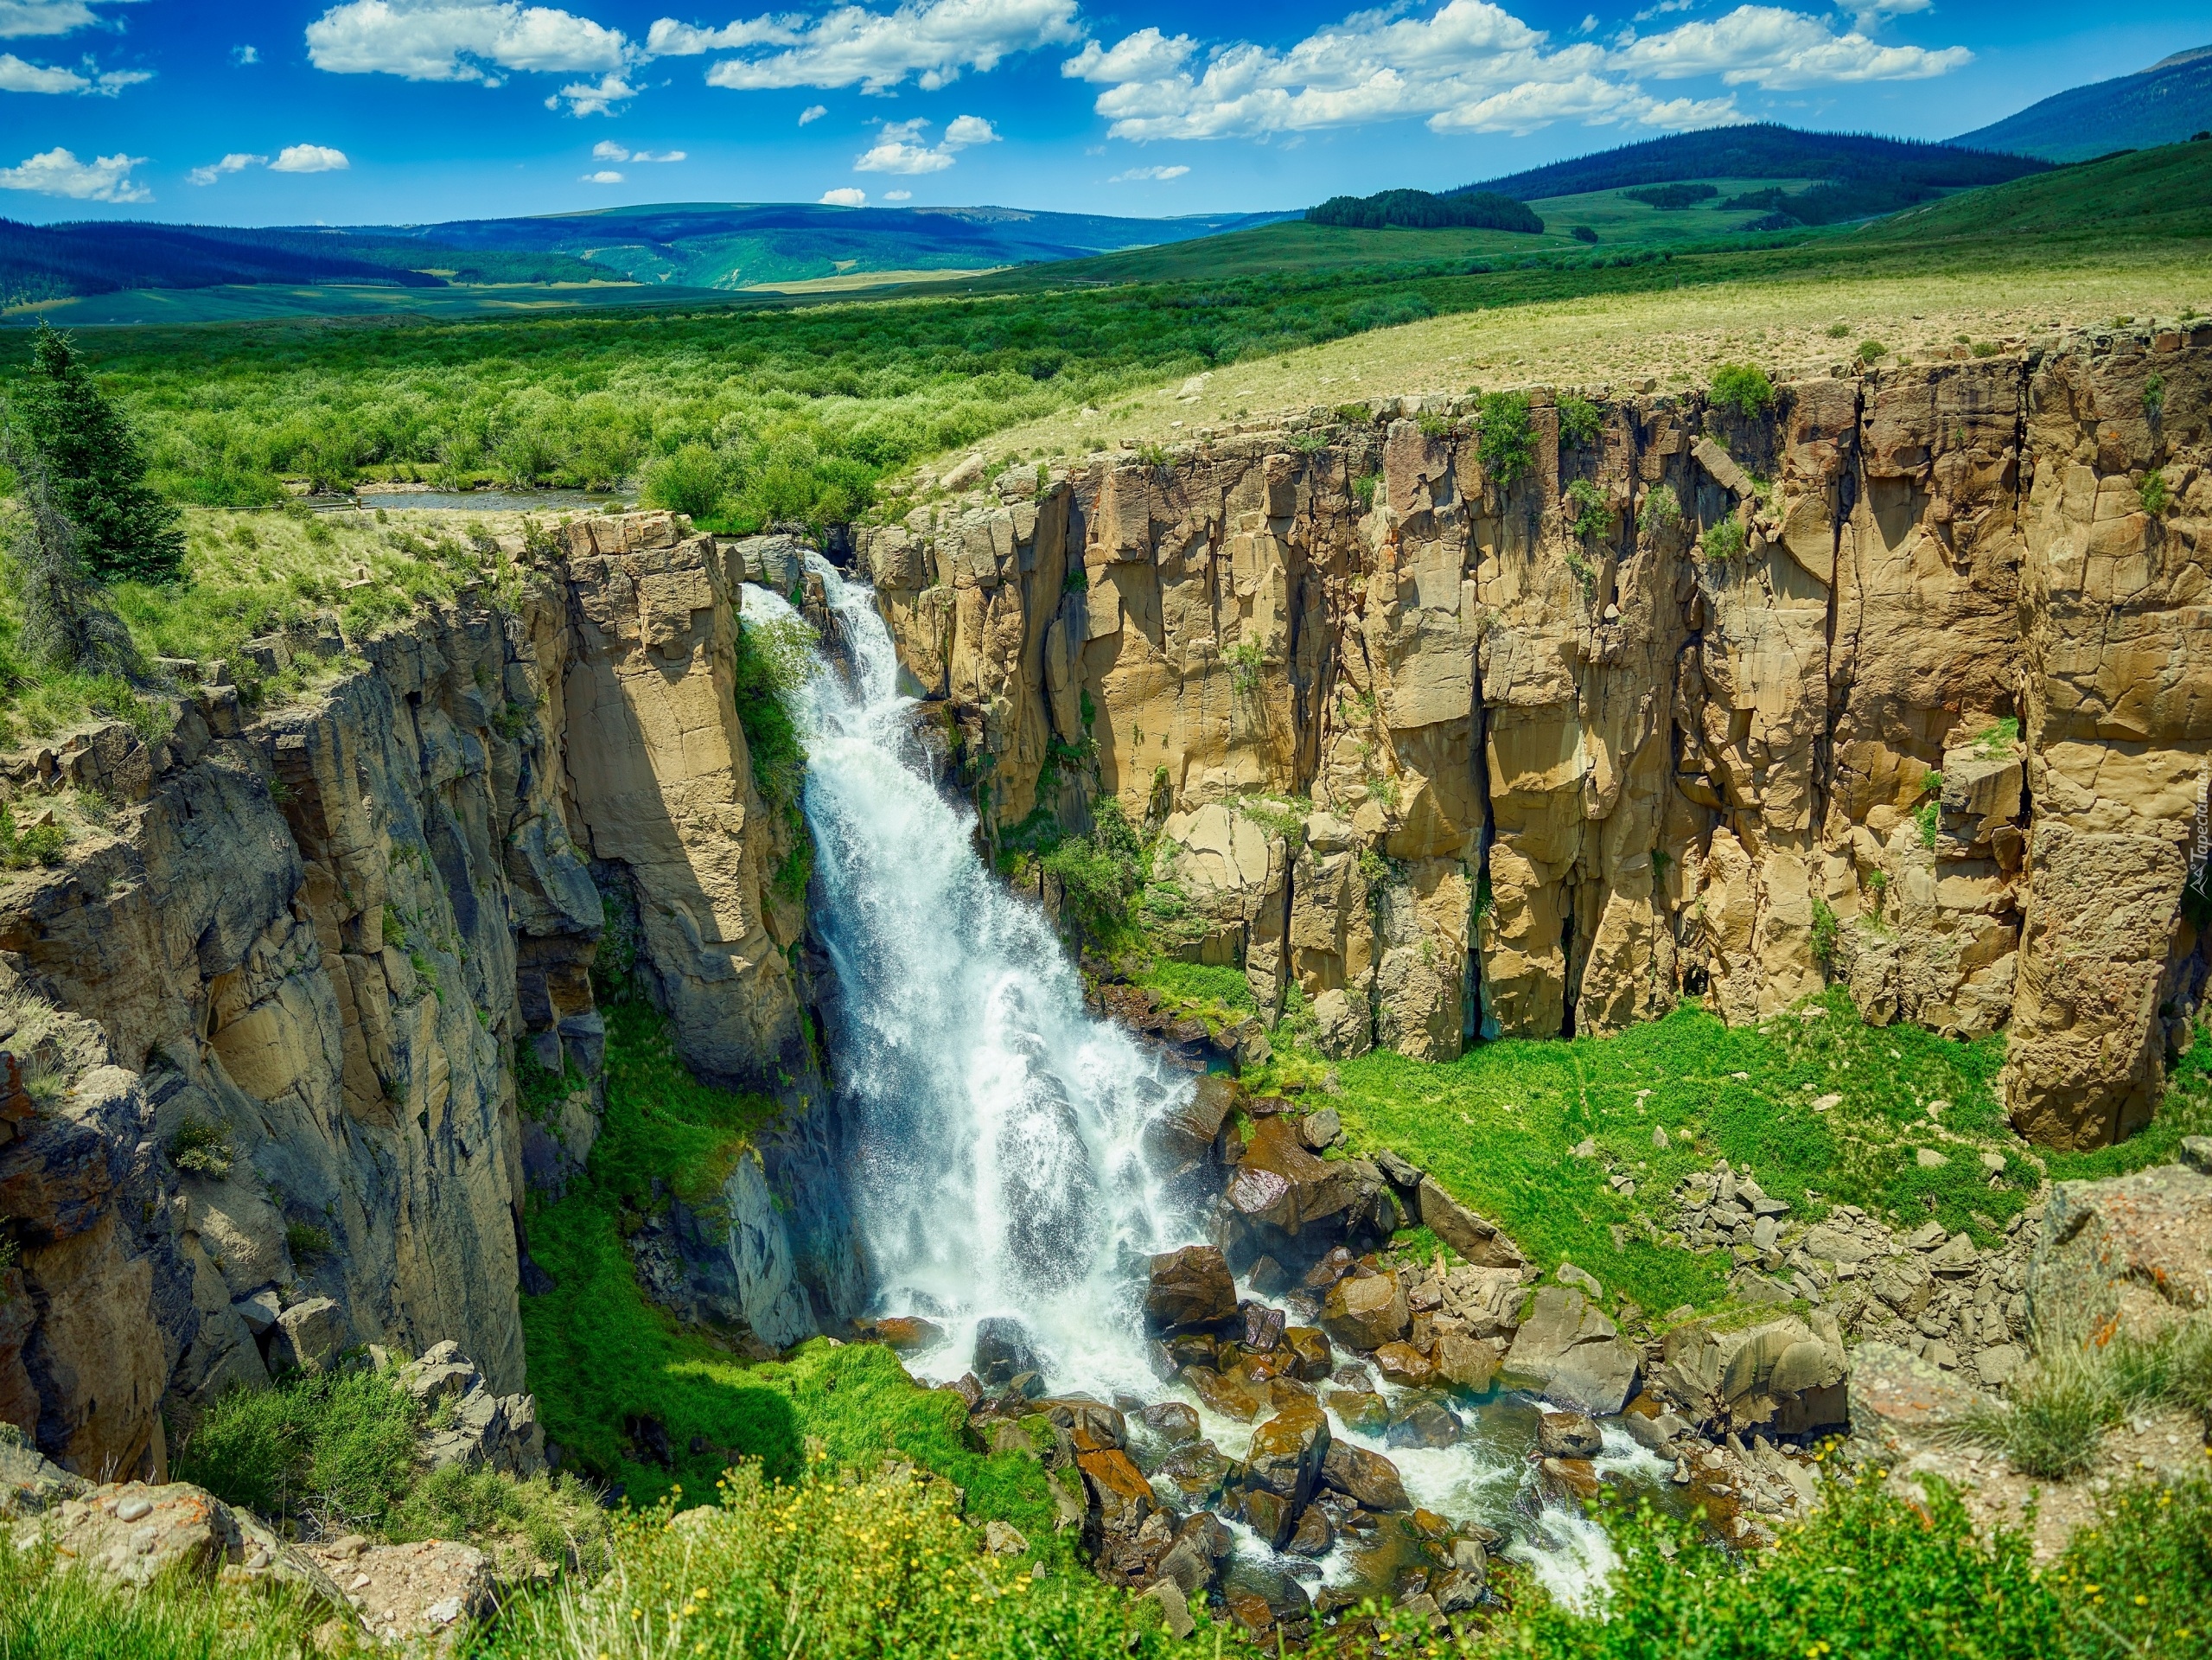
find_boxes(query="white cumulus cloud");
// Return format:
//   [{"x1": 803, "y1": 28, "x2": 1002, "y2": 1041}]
[
  {"x1": 186, "y1": 150, "x2": 267, "y2": 185},
  {"x1": 271, "y1": 143, "x2": 351, "y2": 172},
  {"x1": 883, "y1": 187, "x2": 909, "y2": 198},
  {"x1": 0, "y1": 144, "x2": 148, "y2": 200},
  {"x1": 1068, "y1": 0, "x2": 1965, "y2": 144},
  {"x1": 582, "y1": 166, "x2": 624, "y2": 181},
  {"x1": 547, "y1": 67, "x2": 634, "y2": 112},
  {"x1": 1109, "y1": 163, "x2": 1188, "y2": 181},
  {"x1": 819, "y1": 184, "x2": 866, "y2": 205},
  {"x1": 305, "y1": 0, "x2": 634, "y2": 101},
  {"x1": 233, "y1": 43, "x2": 260, "y2": 64},
  {"x1": 852, "y1": 112, "x2": 995, "y2": 174},
  {"x1": 0, "y1": 0, "x2": 142, "y2": 40},
  {"x1": 679, "y1": 0, "x2": 1079, "y2": 93},
  {"x1": 0, "y1": 51, "x2": 150, "y2": 93},
  {"x1": 797, "y1": 100, "x2": 825, "y2": 123}
]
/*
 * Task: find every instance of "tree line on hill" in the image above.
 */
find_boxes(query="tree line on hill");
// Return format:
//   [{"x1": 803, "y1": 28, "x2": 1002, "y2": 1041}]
[{"x1": 1306, "y1": 188, "x2": 1544, "y2": 234}]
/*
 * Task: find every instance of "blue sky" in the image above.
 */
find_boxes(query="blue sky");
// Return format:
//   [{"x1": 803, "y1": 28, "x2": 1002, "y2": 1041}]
[{"x1": 0, "y1": 0, "x2": 2203, "y2": 225}]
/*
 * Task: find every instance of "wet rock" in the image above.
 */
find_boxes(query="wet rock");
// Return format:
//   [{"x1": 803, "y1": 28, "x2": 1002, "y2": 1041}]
[
  {"x1": 1234, "y1": 1486, "x2": 1295, "y2": 1548},
  {"x1": 1321, "y1": 1267, "x2": 1409, "y2": 1351},
  {"x1": 1135, "y1": 1401, "x2": 1201, "y2": 1448},
  {"x1": 1321, "y1": 1440, "x2": 1412, "y2": 1511},
  {"x1": 1373, "y1": 1341, "x2": 1437, "y2": 1386},
  {"x1": 1287, "y1": 1503, "x2": 1335, "y2": 1557},
  {"x1": 1184, "y1": 1366, "x2": 1265, "y2": 1421},
  {"x1": 1240, "y1": 1302, "x2": 1286, "y2": 1352},
  {"x1": 1003, "y1": 1371, "x2": 1047, "y2": 1401},
  {"x1": 1242, "y1": 1398, "x2": 1330, "y2": 1516},
  {"x1": 1374, "y1": 1149, "x2": 1425, "y2": 1194},
  {"x1": 1042, "y1": 1399, "x2": 1126, "y2": 1453},
  {"x1": 1325, "y1": 1389, "x2": 1391, "y2": 1434},
  {"x1": 1385, "y1": 1396, "x2": 1463, "y2": 1450},
  {"x1": 1303, "y1": 1245, "x2": 1357, "y2": 1292},
  {"x1": 1248, "y1": 1255, "x2": 1293, "y2": 1298},
  {"x1": 1144, "y1": 1245, "x2": 1238, "y2": 1335},
  {"x1": 1155, "y1": 1440, "x2": 1231, "y2": 1506},
  {"x1": 1153, "y1": 1530, "x2": 1212, "y2": 1596},
  {"x1": 1283, "y1": 1326, "x2": 1333, "y2": 1380},
  {"x1": 1621, "y1": 1394, "x2": 1692, "y2": 1454},
  {"x1": 1431, "y1": 1563, "x2": 1486, "y2": 1612},
  {"x1": 1434, "y1": 1328, "x2": 1501, "y2": 1394},
  {"x1": 1500, "y1": 1287, "x2": 1640, "y2": 1415},
  {"x1": 1221, "y1": 1555, "x2": 1312, "y2": 1640},
  {"x1": 1076, "y1": 1446, "x2": 1153, "y2": 1531},
  {"x1": 1144, "y1": 1073, "x2": 1243, "y2": 1184},
  {"x1": 1164, "y1": 1332, "x2": 1217, "y2": 1371},
  {"x1": 1537, "y1": 1410, "x2": 1603, "y2": 1459},
  {"x1": 973, "y1": 1317, "x2": 1042, "y2": 1387},
  {"x1": 864, "y1": 1316, "x2": 945, "y2": 1352},
  {"x1": 1539, "y1": 1457, "x2": 1602, "y2": 1501},
  {"x1": 1416, "y1": 1176, "x2": 1528, "y2": 1270},
  {"x1": 1222, "y1": 1119, "x2": 1395, "y2": 1263}
]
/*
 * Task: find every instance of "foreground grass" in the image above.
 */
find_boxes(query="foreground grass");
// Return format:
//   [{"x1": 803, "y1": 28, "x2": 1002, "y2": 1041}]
[{"x1": 519, "y1": 997, "x2": 1065, "y2": 1547}]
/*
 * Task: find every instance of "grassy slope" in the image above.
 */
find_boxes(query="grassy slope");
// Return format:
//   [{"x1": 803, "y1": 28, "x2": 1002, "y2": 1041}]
[
  {"x1": 10, "y1": 280, "x2": 724, "y2": 329},
  {"x1": 1218, "y1": 985, "x2": 2212, "y2": 1320},
  {"x1": 1860, "y1": 139, "x2": 2212, "y2": 244},
  {"x1": 519, "y1": 997, "x2": 1068, "y2": 1543}
]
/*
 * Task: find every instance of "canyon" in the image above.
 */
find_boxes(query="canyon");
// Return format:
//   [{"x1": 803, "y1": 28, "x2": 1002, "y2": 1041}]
[{"x1": 0, "y1": 320, "x2": 2202, "y2": 1537}]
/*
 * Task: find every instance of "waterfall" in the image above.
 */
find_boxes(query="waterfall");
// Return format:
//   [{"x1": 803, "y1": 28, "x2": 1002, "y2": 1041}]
[{"x1": 743, "y1": 560, "x2": 1201, "y2": 1400}]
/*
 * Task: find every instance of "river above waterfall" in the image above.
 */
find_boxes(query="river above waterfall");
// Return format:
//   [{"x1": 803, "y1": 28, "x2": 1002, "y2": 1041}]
[{"x1": 743, "y1": 561, "x2": 1663, "y2": 1625}]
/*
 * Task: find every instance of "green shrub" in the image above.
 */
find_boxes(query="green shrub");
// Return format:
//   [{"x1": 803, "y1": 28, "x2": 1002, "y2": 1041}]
[
  {"x1": 2141, "y1": 469, "x2": 2170, "y2": 514},
  {"x1": 1557, "y1": 393, "x2": 1602, "y2": 447},
  {"x1": 731, "y1": 610, "x2": 814, "y2": 847},
  {"x1": 386, "y1": 1464, "x2": 611, "y2": 1569},
  {"x1": 1708, "y1": 361, "x2": 1775, "y2": 417},
  {"x1": 1563, "y1": 478, "x2": 1608, "y2": 540},
  {"x1": 1333, "y1": 402, "x2": 1373, "y2": 425},
  {"x1": 1477, "y1": 391, "x2": 1535, "y2": 489},
  {"x1": 1810, "y1": 896, "x2": 1839, "y2": 968},
  {"x1": 640, "y1": 442, "x2": 727, "y2": 521},
  {"x1": 0, "y1": 806, "x2": 65, "y2": 870},
  {"x1": 1223, "y1": 638, "x2": 1263, "y2": 692},
  {"x1": 1351, "y1": 472, "x2": 1379, "y2": 510},
  {"x1": 284, "y1": 1221, "x2": 333, "y2": 1265},
  {"x1": 169, "y1": 1115, "x2": 233, "y2": 1177},
  {"x1": 1699, "y1": 514, "x2": 1749, "y2": 562},
  {"x1": 1916, "y1": 799, "x2": 1941, "y2": 849},
  {"x1": 1973, "y1": 717, "x2": 2020, "y2": 755},
  {"x1": 1042, "y1": 798, "x2": 1144, "y2": 941},
  {"x1": 175, "y1": 1365, "x2": 420, "y2": 1525},
  {"x1": 1636, "y1": 483, "x2": 1682, "y2": 536},
  {"x1": 1858, "y1": 339, "x2": 1890, "y2": 363},
  {"x1": 1570, "y1": 225, "x2": 1598, "y2": 244},
  {"x1": 2145, "y1": 371, "x2": 2165, "y2": 418},
  {"x1": 1826, "y1": 321, "x2": 1852, "y2": 337},
  {"x1": 480, "y1": 1462, "x2": 1172, "y2": 1660}
]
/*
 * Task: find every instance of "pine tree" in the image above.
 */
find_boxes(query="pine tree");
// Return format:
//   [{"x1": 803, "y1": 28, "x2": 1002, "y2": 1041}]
[
  {"x1": 0, "y1": 427, "x2": 136, "y2": 677},
  {"x1": 13, "y1": 322, "x2": 184, "y2": 584}
]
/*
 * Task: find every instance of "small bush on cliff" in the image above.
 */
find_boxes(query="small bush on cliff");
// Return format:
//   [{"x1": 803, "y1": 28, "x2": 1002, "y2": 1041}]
[
  {"x1": 1708, "y1": 361, "x2": 1775, "y2": 418},
  {"x1": 1042, "y1": 797, "x2": 1144, "y2": 941},
  {"x1": 731, "y1": 610, "x2": 814, "y2": 838},
  {"x1": 1699, "y1": 514, "x2": 1749, "y2": 563},
  {"x1": 1556, "y1": 393, "x2": 1603, "y2": 448},
  {"x1": 2140, "y1": 469, "x2": 2170, "y2": 514},
  {"x1": 0, "y1": 805, "x2": 65, "y2": 870},
  {"x1": 1564, "y1": 477, "x2": 1610, "y2": 540},
  {"x1": 168, "y1": 1115, "x2": 234, "y2": 1177},
  {"x1": 1476, "y1": 391, "x2": 1535, "y2": 490},
  {"x1": 1636, "y1": 483, "x2": 1682, "y2": 537},
  {"x1": 175, "y1": 1363, "x2": 420, "y2": 1525}
]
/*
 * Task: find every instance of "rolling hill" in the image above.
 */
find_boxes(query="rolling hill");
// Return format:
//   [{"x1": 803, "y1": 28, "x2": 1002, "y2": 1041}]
[
  {"x1": 1858, "y1": 136, "x2": 2212, "y2": 245},
  {"x1": 1953, "y1": 45, "x2": 2212, "y2": 162},
  {"x1": 1453, "y1": 124, "x2": 2048, "y2": 226},
  {"x1": 0, "y1": 201, "x2": 1298, "y2": 317}
]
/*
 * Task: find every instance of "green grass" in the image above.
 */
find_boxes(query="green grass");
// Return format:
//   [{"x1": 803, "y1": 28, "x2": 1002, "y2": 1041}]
[
  {"x1": 173, "y1": 1365, "x2": 420, "y2": 1524},
  {"x1": 18, "y1": 280, "x2": 734, "y2": 329},
  {"x1": 1451, "y1": 1470, "x2": 2212, "y2": 1660},
  {"x1": 1861, "y1": 140, "x2": 2212, "y2": 246},
  {"x1": 518, "y1": 997, "x2": 1067, "y2": 1545},
  {"x1": 1252, "y1": 991, "x2": 2042, "y2": 1315},
  {"x1": 0, "y1": 1536, "x2": 354, "y2": 1659}
]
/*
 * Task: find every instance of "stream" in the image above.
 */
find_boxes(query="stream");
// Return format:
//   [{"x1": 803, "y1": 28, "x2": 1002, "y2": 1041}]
[{"x1": 743, "y1": 559, "x2": 1664, "y2": 1630}]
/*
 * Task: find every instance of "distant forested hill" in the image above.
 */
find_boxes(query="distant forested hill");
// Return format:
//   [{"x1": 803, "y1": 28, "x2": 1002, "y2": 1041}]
[
  {"x1": 1455, "y1": 125, "x2": 2048, "y2": 223},
  {"x1": 1953, "y1": 47, "x2": 2212, "y2": 162},
  {"x1": 0, "y1": 220, "x2": 447, "y2": 308}
]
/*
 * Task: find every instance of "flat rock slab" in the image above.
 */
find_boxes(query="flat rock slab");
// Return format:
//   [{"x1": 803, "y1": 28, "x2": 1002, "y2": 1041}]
[
  {"x1": 1847, "y1": 1342, "x2": 1986, "y2": 1446},
  {"x1": 308, "y1": 1536, "x2": 500, "y2": 1648},
  {"x1": 2035, "y1": 1163, "x2": 2212, "y2": 1321}
]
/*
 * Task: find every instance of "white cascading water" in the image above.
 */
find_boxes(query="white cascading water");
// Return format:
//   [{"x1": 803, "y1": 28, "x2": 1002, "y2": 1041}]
[{"x1": 743, "y1": 558, "x2": 1637, "y2": 1612}]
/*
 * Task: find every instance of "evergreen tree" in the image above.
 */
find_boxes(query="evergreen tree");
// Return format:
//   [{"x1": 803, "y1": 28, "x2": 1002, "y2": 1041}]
[{"x1": 13, "y1": 322, "x2": 184, "y2": 584}]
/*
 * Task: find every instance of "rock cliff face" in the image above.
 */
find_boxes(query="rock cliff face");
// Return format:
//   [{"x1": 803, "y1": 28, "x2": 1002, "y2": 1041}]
[
  {"x1": 0, "y1": 513, "x2": 854, "y2": 1482},
  {"x1": 858, "y1": 327, "x2": 2212, "y2": 1151}
]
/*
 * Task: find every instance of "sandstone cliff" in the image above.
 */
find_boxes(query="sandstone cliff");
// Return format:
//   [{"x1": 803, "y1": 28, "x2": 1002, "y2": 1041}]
[
  {"x1": 0, "y1": 513, "x2": 854, "y2": 1481},
  {"x1": 858, "y1": 326, "x2": 2212, "y2": 1152}
]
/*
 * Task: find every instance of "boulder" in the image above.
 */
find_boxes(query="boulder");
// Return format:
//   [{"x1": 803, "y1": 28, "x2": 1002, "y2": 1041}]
[
  {"x1": 973, "y1": 1317, "x2": 1043, "y2": 1387},
  {"x1": 1144, "y1": 1074, "x2": 1243, "y2": 1184},
  {"x1": 1221, "y1": 1118, "x2": 1396, "y2": 1262},
  {"x1": 1320, "y1": 1269, "x2": 1409, "y2": 1351},
  {"x1": 1374, "y1": 1341, "x2": 1437, "y2": 1386},
  {"x1": 12, "y1": 1478, "x2": 347, "y2": 1611},
  {"x1": 1144, "y1": 1245, "x2": 1238, "y2": 1335},
  {"x1": 1283, "y1": 1326, "x2": 1333, "y2": 1380},
  {"x1": 1416, "y1": 1177, "x2": 1527, "y2": 1269},
  {"x1": 269, "y1": 1297, "x2": 345, "y2": 1376},
  {"x1": 1155, "y1": 1440, "x2": 1231, "y2": 1506},
  {"x1": 0, "y1": 1428, "x2": 86, "y2": 1516},
  {"x1": 1142, "y1": 1577, "x2": 1195, "y2": 1639},
  {"x1": 1500, "y1": 1287, "x2": 1640, "y2": 1415},
  {"x1": 306, "y1": 1535, "x2": 500, "y2": 1643},
  {"x1": 1320, "y1": 1440, "x2": 1412, "y2": 1511},
  {"x1": 1324, "y1": 1389, "x2": 1390, "y2": 1434},
  {"x1": 1537, "y1": 1410, "x2": 1603, "y2": 1459},
  {"x1": 1385, "y1": 1395, "x2": 1463, "y2": 1449},
  {"x1": 1300, "y1": 1108, "x2": 1342, "y2": 1151},
  {"x1": 2032, "y1": 1163, "x2": 2212, "y2": 1330},
  {"x1": 1654, "y1": 1311, "x2": 1847, "y2": 1435},
  {"x1": 864, "y1": 1316, "x2": 946, "y2": 1352},
  {"x1": 1242, "y1": 1396, "x2": 1330, "y2": 1513},
  {"x1": 1435, "y1": 1329, "x2": 1501, "y2": 1393},
  {"x1": 1848, "y1": 1342, "x2": 1986, "y2": 1448},
  {"x1": 1134, "y1": 1401, "x2": 1201, "y2": 1448}
]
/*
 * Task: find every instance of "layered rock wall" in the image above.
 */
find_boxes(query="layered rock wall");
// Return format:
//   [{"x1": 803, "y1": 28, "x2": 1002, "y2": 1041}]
[
  {"x1": 0, "y1": 513, "x2": 851, "y2": 1480},
  {"x1": 859, "y1": 327, "x2": 2212, "y2": 1149}
]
